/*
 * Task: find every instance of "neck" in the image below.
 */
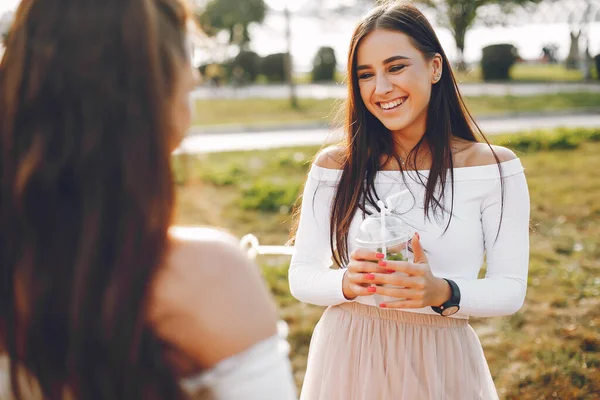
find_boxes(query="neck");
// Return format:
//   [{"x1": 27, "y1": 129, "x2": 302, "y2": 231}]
[
  {"x1": 391, "y1": 133, "x2": 425, "y2": 157},
  {"x1": 390, "y1": 110, "x2": 428, "y2": 157}
]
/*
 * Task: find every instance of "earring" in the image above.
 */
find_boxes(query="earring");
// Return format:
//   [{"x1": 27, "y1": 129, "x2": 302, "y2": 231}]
[{"x1": 434, "y1": 73, "x2": 441, "y2": 82}]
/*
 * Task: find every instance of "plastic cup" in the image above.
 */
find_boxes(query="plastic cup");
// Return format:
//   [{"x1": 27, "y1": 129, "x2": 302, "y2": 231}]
[{"x1": 355, "y1": 213, "x2": 412, "y2": 305}]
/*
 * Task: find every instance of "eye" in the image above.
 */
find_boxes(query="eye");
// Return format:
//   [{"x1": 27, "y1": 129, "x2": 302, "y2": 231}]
[
  {"x1": 357, "y1": 72, "x2": 374, "y2": 80},
  {"x1": 389, "y1": 65, "x2": 406, "y2": 73}
]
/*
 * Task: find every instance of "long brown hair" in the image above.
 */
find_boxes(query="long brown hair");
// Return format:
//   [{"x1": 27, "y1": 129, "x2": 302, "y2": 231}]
[
  {"x1": 326, "y1": 2, "x2": 503, "y2": 267},
  {"x1": 0, "y1": 0, "x2": 191, "y2": 398}
]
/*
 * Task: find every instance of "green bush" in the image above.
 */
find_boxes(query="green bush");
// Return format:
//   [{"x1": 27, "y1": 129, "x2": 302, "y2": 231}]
[
  {"x1": 495, "y1": 128, "x2": 600, "y2": 153},
  {"x1": 273, "y1": 151, "x2": 310, "y2": 170},
  {"x1": 312, "y1": 46, "x2": 337, "y2": 82},
  {"x1": 260, "y1": 53, "x2": 286, "y2": 83},
  {"x1": 232, "y1": 50, "x2": 261, "y2": 83},
  {"x1": 239, "y1": 180, "x2": 301, "y2": 212},
  {"x1": 481, "y1": 44, "x2": 519, "y2": 81},
  {"x1": 201, "y1": 165, "x2": 244, "y2": 186}
]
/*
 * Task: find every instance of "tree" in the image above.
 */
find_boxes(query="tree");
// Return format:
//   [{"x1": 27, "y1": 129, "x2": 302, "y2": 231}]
[
  {"x1": 312, "y1": 46, "x2": 338, "y2": 82},
  {"x1": 196, "y1": 0, "x2": 267, "y2": 50},
  {"x1": 414, "y1": 0, "x2": 542, "y2": 70}
]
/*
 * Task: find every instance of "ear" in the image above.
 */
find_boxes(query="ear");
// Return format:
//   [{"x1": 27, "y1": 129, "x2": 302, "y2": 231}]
[{"x1": 431, "y1": 53, "x2": 443, "y2": 84}]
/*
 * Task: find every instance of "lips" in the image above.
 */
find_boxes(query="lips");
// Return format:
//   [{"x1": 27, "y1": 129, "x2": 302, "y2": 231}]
[{"x1": 377, "y1": 97, "x2": 407, "y2": 111}]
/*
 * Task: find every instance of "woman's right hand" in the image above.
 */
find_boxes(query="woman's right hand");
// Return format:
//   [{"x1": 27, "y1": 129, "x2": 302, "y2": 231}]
[{"x1": 342, "y1": 248, "x2": 391, "y2": 300}]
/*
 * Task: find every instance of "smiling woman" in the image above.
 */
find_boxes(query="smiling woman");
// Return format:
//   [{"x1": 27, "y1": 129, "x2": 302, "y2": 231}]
[
  {"x1": 288, "y1": 2, "x2": 530, "y2": 399},
  {"x1": 356, "y1": 31, "x2": 442, "y2": 138}
]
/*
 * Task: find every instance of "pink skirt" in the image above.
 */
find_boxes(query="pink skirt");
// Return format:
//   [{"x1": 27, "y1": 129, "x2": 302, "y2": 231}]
[{"x1": 300, "y1": 303, "x2": 499, "y2": 400}]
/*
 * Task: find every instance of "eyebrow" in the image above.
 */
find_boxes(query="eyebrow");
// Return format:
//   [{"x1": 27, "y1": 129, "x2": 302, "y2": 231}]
[{"x1": 356, "y1": 55, "x2": 411, "y2": 71}]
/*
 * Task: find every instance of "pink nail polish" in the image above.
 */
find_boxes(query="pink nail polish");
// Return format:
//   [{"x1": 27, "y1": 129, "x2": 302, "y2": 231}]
[
  {"x1": 367, "y1": 286, "x2": 376, "y2": 293},
  {"x1": 379, "y1": 303, "x2": 387, "y2": 308},
  {"x1": 365, "y1": 273, "x2": 375, "y2": 280},
  {"x1": 387, "y1": 268, "x2": 395, "y2": 273},
  {"x1": 376, "y1": 252, "x2": 385, "y2": 259},
  {"x1": 378, "y1": 260, "x2": 387, "y2": 267}
]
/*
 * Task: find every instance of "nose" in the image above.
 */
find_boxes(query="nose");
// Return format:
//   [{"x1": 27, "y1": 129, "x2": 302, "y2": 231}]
[{"x1": 374, "y1": 73, "x2": 393, "y2": 96}]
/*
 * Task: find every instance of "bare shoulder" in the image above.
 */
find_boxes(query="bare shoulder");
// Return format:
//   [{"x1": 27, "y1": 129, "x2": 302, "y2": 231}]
[
  {"x1": 461, "y1": 142, "x2": 517, "y2": 167},
  {"x1": 166, "y1": 226, "x2": 243, "y2": 278},
  {"x1": 314, "y1": 145, "x2": 346, "y2": 169},
  {"x1": 149, "y1": 226, "x2": 278, "y2": 368}
]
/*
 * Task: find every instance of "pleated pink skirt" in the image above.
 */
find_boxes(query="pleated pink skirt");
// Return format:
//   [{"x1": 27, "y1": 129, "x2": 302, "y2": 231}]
[{"x1": 300, "y1": 303, "x2": 499, "y2": 400}]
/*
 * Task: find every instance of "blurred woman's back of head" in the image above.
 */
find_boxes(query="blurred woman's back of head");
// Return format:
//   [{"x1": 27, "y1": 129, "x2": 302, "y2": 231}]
[{"x1": 0, "y1": 0, "x2": 192, "y2": 398}]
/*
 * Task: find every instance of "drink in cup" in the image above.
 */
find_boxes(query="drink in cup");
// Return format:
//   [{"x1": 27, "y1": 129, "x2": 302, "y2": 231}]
[{"x1": 355, "y1": 210, "x2": 412, "y2": 306}]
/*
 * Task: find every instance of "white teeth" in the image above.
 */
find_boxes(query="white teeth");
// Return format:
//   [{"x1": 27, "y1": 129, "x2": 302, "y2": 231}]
[{"x1": 380, "y1": 98, "x2": 404, "y2": 110}]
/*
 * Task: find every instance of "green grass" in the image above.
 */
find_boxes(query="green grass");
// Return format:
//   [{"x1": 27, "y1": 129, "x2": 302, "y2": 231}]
[
  {"x1": 192, "y1": 92, "x2": 600, "y2": 128},
  {"x1": 454, "y1": 63, "x2": 596, "y2": 83},
  {"x1": 293, "y1": 63, "x2": 596, "y2": 84},
  {"x1": 174, "y1": 127, "x2": 600, "y2": 397},
  {"x1": 192, "y1": 97, "x2": 342, "y2": 128},
  {"x1": 293, "y1": 71, "x2": 346, "y2": 84}
]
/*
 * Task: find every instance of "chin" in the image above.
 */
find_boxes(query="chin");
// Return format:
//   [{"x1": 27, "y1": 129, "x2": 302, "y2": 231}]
[
  {"x1": 382, "y1": 122, "x2": 408, "y2": 131},
  {"x1": 378, "y1": 117, "x2": 410, "y2": 132}
]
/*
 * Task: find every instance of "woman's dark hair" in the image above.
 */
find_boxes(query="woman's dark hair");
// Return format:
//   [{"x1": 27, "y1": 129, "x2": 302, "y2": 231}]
[
  {"x1": 321, "y1": 1, "x2": 503, "y2": 267},
  {"x1": 0, "y1": 0, "x2": 191, "y2": 398}
]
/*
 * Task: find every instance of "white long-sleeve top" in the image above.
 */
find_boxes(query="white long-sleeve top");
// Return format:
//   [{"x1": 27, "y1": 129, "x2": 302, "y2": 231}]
[{"x1": 289, "y1": 158, "x2": 530, "y2": 318}]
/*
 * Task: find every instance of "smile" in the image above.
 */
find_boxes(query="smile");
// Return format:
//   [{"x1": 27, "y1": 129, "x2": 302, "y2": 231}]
[{"x1": 377, "y1": 97, "x2": 406, "y2": 111}]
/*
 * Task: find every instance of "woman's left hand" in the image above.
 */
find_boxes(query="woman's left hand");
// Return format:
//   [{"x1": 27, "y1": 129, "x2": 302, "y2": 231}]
[{"x1": 367, "y1": 233, "x2": 451, "y2": 309}]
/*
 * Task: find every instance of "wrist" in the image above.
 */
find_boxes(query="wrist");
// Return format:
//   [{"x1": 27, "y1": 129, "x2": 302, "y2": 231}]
[
  {"x1": 434, "y1": 277, "x2": 452, "y2": 307},
  {"x1": 431, "y1": 278, "x2": 461, "y2": 316},
  {"x1": 342, "y1": 270, "x2": 357, "y2": 300}
]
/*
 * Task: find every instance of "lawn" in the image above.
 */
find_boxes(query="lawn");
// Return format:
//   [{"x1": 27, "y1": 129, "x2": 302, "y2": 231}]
[
  {"x1": 293, "y1": 63, "x2": 596, "y2": 84},
  {"x1": 173, "y1": 127, "x2": 600, "y2": 399},
  {"x1": 454, "y1": 63, "x2": 598, "y2": 84},
  {"x1": 191, "y1": 92, "x2": 600, "y2": 129}
]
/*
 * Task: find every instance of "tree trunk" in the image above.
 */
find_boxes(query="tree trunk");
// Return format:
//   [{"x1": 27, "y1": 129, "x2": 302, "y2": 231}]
[
  {"x1": 451, "y1": 15, "x2": 469, "y2": 71},
  {"x1": 284, "y1": 7, "x2": 298, "y2": 109},
  {"x1": 566, "y1": 29, "x2": 581, "y2": 70},
  {"x1": 448, "y1": 0, "x2": 477, "y2": 72},
  {"x1": 455, "y1": 30, "x2": 467, "y2": 72}
]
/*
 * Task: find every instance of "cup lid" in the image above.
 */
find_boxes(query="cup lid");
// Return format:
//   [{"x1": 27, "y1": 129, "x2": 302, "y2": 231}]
[{"x1": 355, "y1": 214, "x2": 412, "y2": 247}]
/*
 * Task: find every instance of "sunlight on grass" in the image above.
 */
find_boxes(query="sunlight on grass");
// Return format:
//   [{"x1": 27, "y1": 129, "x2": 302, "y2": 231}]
[
  {"x1": 445, "y1": 63, "x2": 589, "y2": 83},
  {"x1": 192, "y1": 92, "x2": 600, "y2": 128},
  {"x1": 174, "y1": 128, "x2": 600, "y2": 397},
  {"x1": 293, "y1": 63, "x2": 594, "y2": 84}
]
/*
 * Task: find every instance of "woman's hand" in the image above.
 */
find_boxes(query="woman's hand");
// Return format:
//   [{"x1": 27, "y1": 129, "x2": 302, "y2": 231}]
[
  {"x1": 341, "y1": 248, "x2": 391, "y2": 300},
  {"x1": 367, "y1": 233, "x2": 451, "y2": 308}
]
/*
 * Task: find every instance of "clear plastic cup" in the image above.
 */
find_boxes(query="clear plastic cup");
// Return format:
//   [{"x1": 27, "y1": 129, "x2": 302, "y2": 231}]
[{"x1": 355, "y1": 213, "x2": 412, "y2": 305}]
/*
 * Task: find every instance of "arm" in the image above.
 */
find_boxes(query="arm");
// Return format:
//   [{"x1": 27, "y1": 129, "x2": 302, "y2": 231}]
[
  {"x1": 453, "y1": 168, "x2": 531, "y2": 317},
  {"x1": 288, "y1": 172, "x2": 352, "y2": 306},
  {"x1": 150, "y1": 228, "x2": 297, "y2": 399}
]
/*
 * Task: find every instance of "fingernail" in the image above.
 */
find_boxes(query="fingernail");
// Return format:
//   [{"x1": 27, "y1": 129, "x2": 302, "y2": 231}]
[
  {"x1": 378, "y1": 260, "x2": 387, "y2": 267},
  {"x1": 387, "y1": 269, "x2": 395, "y2": 273},
  {"x1": 379, "y1": 303, "x2": 387, "y2": 308},
  {"x1": 367, "y1": 286, "x2": 376, "y2": 293},
  {"x1": 365, "y1": 273, "x2": 375, "y2": 280},
  {"x1": 376, "y1": 252, "x2": 385, "y2": 259}
]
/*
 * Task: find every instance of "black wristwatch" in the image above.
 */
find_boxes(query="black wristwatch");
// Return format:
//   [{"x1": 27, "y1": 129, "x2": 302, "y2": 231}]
[{"x1": 431, "y1": 279, "x2": 460, "y2": 316}]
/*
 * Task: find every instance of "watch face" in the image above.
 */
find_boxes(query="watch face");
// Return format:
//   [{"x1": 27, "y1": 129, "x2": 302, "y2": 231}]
[{"x1": 441, "y1": 305, "x2": 459, "y2": 316}]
